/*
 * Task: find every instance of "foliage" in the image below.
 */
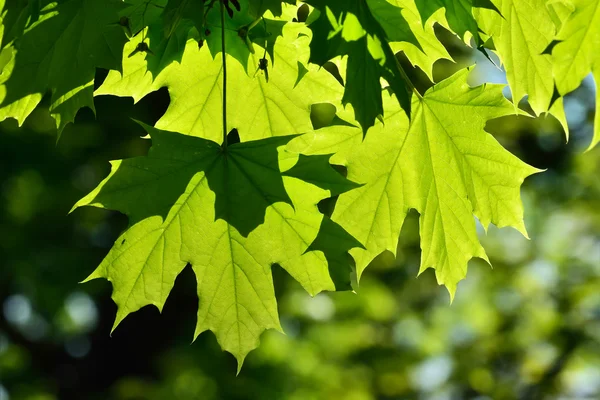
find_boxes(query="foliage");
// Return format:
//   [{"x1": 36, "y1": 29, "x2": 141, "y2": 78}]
[{"x1": 0, "y1": 0, "x2": 598, "y2": 367}]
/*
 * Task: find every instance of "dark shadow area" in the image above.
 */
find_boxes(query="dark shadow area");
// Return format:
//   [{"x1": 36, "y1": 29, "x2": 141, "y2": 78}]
[
  {"x1": 305, "y1": 217, "x2": 363, "y2": 291},
  {"x1": 225, "y1": 128, "x2": 240, "y2": 146},
  {"x1": 310, "y1": 103, "x2": 337, "y2": 129},
  {"x1": 283, "y1": 154, "x2": 360, "y2": 196},
  {"x1": 77, "y1": 128, "x2": 299, "y2": 237}
]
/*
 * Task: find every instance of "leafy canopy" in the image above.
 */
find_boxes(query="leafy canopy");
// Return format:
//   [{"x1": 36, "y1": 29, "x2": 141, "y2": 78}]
[{"x1": 1, "y1": 0, "x2": 597, "y2": 368}]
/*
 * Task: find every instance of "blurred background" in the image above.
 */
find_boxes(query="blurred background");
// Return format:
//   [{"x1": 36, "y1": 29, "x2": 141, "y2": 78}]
[{"x1": 0, "y1": 26, "x2": 599, "y2": 400}]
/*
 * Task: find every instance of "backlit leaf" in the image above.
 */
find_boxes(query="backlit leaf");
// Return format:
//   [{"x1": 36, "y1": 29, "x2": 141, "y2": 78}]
[
  {"x1": 74, "y1": 122, "x2": 360, "y2": 367},
  {"x1": 291, "y1": 68, "x2": 540, "y2": 297}
]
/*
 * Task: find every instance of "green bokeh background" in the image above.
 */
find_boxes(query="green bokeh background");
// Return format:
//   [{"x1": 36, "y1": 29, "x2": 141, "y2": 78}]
[{"x1": 0, "y1": 29, "x2": 599, "y2": 400}]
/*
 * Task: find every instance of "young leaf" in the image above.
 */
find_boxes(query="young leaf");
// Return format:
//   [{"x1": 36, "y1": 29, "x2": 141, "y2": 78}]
[
  {"x1": 73, "y1": 122, "x2": 361, "y2": 367},
  {"x1": 0, "y1": 0, "x2": 128, "y2": 132}
]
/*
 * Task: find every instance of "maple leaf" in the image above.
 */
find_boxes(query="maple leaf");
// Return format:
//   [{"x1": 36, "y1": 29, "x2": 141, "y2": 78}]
[
  {"x1": 475, "y1": 0, "x2": 569, "y2": 135},
  {"x1": 96, "y1": 9, "x2": 343, "y2": 143},
  {"x1": 290, "y1": 68, "x2": 540, "y2": 297},
  {"x1": 547, "y1": 0, "x2": 600, "y2": 150},
  {"x1": 304, "y1": 0, "x2": 417, "y2": 131},
  {"x1": 0, "y1": 0, "x2": 128, "y2": 132},
  {"x1": 73, "y1": 122, "x2": 360, "y2": 367}
]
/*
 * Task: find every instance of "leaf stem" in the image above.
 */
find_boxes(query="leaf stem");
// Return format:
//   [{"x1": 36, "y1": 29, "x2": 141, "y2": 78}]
[
  {"x1": 383, "y1": 38, "x2": 422, "y2": 99},
  {"x1": 220, "y1": 0, "x2": 228, "y2": 150},
  {"x1": 393, "y1": 51, "x2": 422, "y2": 100}
]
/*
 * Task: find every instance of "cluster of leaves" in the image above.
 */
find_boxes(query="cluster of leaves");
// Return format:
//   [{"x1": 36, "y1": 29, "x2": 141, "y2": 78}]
[{"x1": 0, "y1": 0, "x2": 597, "y2": 367}]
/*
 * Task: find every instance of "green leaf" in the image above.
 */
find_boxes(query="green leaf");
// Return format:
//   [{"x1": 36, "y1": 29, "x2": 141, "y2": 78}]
[
  {"x1": 73, "y1": 122, "x2": 361, "y2": 367},
  {"x1": 305, "y1": 216, "x2": 364, "y2": 291},
  {"x1": 116, "y1": 0, "x2": 201, "y2": 75},
  {"x1": 385, "y1": 0, "x2": 453, "y2": 81},
  {"x1": 305, "y1": 0, "x2": 417, "y2": 131},
  {"x1": 121, "y1": 0, "x2": 196, "y2": 78},
  {"x1": 120, "y1": 0, "x2": 167, "y2": 35},
  {"x1": 96, "y1": 15, "x2": 343, "y2": 143},
  {"x1": 0, "y1": 0, "x2": 51, "y2": 47},
  {"x1": 291, "y1": 68, "x2": 540, "y2": 297},
  {"x1": 247, "y1": 0, "x2": 295, "y2": 17},
  {"x1": 475, "y1": 0, "x2": 569, "y2": 135},
  {"x1": 284, "y1": 153, "x2": 361, "y2": 195},
  {"x1": 414, "y1": 0, "x2": 498, "y2": 45},
  {"x1": 368, "y1": 0, "x2": 419, "y2": 45},
  {"x1": 0, "y1": 0, "x2": 128, "y2": 131},
  {"x1": 3, "y1": 0, "x2": 592, "y2": 370},
  {"x1": 548, "y1": 0, "x2": 600, "y2": 149},
  {"x1": 546, "y1": 0, "x2": 575, "y2": 31},
  {"x1": 203, "y1": 0, "x2": 256, "y2": 68},
  {"x1": 163, "y1": 0, "x2": 204, "y2": 38}
]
